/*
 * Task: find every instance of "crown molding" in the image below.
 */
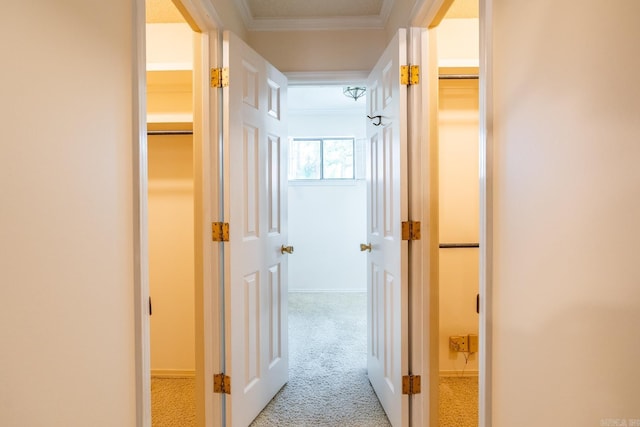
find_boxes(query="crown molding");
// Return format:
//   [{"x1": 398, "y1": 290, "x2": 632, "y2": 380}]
[
  {"x1": 235, "y1": 0, "x2": 394, "y2": 31},
  {"x1": 285, "y1": 71, "x2": 369, "y2": 85}
]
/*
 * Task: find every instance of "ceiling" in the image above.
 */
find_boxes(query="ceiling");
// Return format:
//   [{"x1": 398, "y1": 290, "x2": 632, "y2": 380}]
[
  {"x1": 289, "y1": 85, "x2": 367, "y2": 113},
  {"x1": 145, "y1": 0, "x2": 478, "y2": 111},
  {"x1": 146, "y1": 0, "x2": 185, "y2": 23},
  {"x1": 235, "y1": 0, "x2": 393, "y2": 30},
  {"x1": 444, "y1": 0, "x2": 478, "y2": 19},
  {"x1": 146, "y1": 0, "x2": 478, "y2": 28}
]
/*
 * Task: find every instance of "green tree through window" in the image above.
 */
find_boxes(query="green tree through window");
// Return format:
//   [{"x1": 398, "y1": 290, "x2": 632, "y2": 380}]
[{"x1": 289, "y1": 138, "x2": 355, "y2": 180}]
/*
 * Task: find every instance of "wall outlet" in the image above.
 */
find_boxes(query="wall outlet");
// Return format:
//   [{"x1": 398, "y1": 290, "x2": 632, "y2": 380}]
[
  {"x1": 449, "y1": 335, "x2": 468, "y2": 352},
  {"x1": 468, "y1": 334, "x2": 479, "y2": 353}
]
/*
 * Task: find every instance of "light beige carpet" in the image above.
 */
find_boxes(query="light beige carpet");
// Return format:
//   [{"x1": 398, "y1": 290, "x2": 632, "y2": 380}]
[
  {"x1": 151, "y1": 375, "x2": 479, "y2": 427},
  {"x1": 150, "y1": 293, "x2": 479, "y2": 427},
  {"x1": 439, "y1": 376, "x2": 478, "y2": 427},
  {"x1": 151, "y1": 377, "x2": 195, "y2": 427},
  {"x1": 250, "y1": 292, "x2": 390, "y2": 426}
]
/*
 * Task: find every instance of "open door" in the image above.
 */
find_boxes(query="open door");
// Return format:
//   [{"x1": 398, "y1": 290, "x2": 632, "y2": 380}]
[
  {"x1": 366, "y1": 29, "x2": 410, "y2": 427},
  {"x1": 222, "y1": 31, "x2": 289, "y2": 427}
]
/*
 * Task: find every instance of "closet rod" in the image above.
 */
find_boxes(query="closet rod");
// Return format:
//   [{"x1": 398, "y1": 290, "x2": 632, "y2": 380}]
[
  {"x1": 439, "y1": 243, "x2": 480, "y2": 249},
  {"x1": 439, "y1": 74, "x2": 479, "y2": 80},
  {"x1": 147, "y1": 130, "x2": 193, "y2": 136}
]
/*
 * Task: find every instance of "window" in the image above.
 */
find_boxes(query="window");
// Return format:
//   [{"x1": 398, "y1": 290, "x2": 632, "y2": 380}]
[{"x1": 289, "y1": 137, "x2": 355, "y2": 180}]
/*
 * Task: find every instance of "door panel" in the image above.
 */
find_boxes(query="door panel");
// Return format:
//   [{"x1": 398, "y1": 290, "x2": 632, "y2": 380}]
[
  {"x1": 366, "y1": 29, "x2": 409, "y2": 427},
  {"x1": 224, "y1": 30, "x2": 289, "y2": 427}
]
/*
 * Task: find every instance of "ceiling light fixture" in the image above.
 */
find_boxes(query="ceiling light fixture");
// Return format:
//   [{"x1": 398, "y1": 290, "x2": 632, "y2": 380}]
[{"x1": 343, "y1": 86, "x2": 366, "y2": 101}]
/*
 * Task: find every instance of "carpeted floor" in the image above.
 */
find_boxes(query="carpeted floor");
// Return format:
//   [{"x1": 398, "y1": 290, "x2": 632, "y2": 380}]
[
  {"x1": 151, "y1": 292, "x2": 478, "y2": 427},
  {"x1": 151, "y1": 377, "x2": 195, "y2": 427},
  {"x1": 250, "y1": 292, "x2": 390, "y2": 426},
  {"x1": 439, "y1": 376, "x2": 478, "y2": 427}
]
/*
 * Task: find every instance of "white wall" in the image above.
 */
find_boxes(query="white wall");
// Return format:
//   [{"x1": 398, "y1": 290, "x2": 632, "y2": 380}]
[
  {"x1": 0, "y1": 1, "x2": 137, "y2": 426},
  {"x1": 288, "y1": 98, "x2": 367, "y2": 292},
  {"x1": 289, "y1": 182, "x2": 367, "y2": 291},
  {"x1": 148, "y1": 135, "x2": 195, "y2": 373},
  {"x1": 438, "y1": 79, "x2": 480, "y2": 374},
  {"x1": 490, "y1": 0, "x2": 640, "y2": 425}
]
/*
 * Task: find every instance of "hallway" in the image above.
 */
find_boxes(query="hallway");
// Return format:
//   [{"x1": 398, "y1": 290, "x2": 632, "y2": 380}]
[{"x1": 251, "y1": 292, "x2": 391, "y2": 426}]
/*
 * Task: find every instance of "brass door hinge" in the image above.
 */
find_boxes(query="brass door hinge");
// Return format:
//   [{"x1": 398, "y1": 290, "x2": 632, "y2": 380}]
[
  {"x1": 400, "y1": 65, "x2": 420, "y2": 86},
  {"x1": 213, "y1": 373, "x2": 231, "y2": 394},
  {"x1": 402, "y1": 374, "x2": 421, "y2": 395},
  {"x1": 211, "y1": 67, "x2": 229, "y2": 88},
  {"x1": 401, "y1": 221, "x2": 421, "y2": 241},
  {"x1": 212, "y1": 222, "x2": 230, "y2": 242}
]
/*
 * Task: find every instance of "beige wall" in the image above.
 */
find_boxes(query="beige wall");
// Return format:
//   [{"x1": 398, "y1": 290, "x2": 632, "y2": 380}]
[
  {"x1": 146, "y1": 21, "x2": 195, "y2": 375},
  {"x1": 236, "y1": 0, "x2": 424, "y2": 75},
  {"x1": 146, "y1": 23, "x2": 193, "y2": 68},
  {"x1": 210, "y1": 0, "x2": 248, "y2": 39},
  {"x1": 146, "y1": 23, "x2": 193, "y2": 124},
  {"x1": 0, "y1": 1, "x2": 137, "y2": 426},
  {"x1": 439, "y1": 79, "x2": 480, "y2": 374},
  {"x1": 247, "y1": 30, "x2": 388, "y2": 74},
  {"x1": 385, "y1": 0, "x2": 420, "y2": 38},
  {"x1": 490, "y1": 0, "x2": 640, "y2": 424},
  {"x1": 148, "y1": 135, "x2": 195, "y2": 373},
  {"x1": 437, "y1": 18, "x2": 479, "y2": 67}
]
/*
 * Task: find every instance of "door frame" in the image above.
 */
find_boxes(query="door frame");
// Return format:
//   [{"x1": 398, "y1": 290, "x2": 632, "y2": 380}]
[
  {"x1": 175, "y1": 3, "x2": 225, "y2": 427},
  {"x1": 477, "y1": 2, "x2": 493, "y2": 426},
  {"x1": 133, "y1": 0, "x2": 226, "y2": 425},
  {"x1": 405, "y1": 25, "x2": 439, "y2": 427},
  {"x1": 410, "y1": 1, "x2": 492, "y2": 426},
  {"x1": 133, "y1": 0, "x2": 150, "y2": 424}
]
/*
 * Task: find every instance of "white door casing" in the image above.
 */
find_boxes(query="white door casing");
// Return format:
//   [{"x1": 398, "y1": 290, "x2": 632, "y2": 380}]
[
  {"x1": 223, "y1": 30, "x2": 289, "y2": 427},
  {"x1": 366, "y1": 29, "x2": 410, "y2": 427}
]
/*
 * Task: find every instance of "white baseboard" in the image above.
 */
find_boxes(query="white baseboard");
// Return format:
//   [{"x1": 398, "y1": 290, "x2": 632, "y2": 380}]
[
  {"x1": 151, "y1": 369, "x2": 195, "y2": 378},
  {"x1": 439, "y1": 370, "x2": 479, "y2": 378}
]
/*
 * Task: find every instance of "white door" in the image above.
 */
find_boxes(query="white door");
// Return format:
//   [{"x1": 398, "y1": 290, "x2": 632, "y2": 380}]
[
  {"x1": 223, "y1": 31, "x2": 289, "y2": 427},
  {"x1": 366, "y1": 29, "x2": 409, "y2": 427}
]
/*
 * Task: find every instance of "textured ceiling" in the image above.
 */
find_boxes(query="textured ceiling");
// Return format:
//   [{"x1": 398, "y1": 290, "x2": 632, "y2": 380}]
[
  {"x1": 145, "y1": 0, "x2": 477, "y2": 27},
  {"x1": 235, "y1": 0, "x2": 393, "y2": 30}
]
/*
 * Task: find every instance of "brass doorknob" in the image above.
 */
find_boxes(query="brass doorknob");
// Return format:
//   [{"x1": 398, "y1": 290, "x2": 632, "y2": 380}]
[
  {"x1": 281, "y1": 245, "x2": 294, "y2": 254},
  {"x1": 360, "y1": 243, "x2": 372, "y2": 252}
]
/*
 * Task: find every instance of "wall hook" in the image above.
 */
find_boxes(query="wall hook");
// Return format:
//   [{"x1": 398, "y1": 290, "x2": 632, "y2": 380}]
[{"x1": 367, "y1": 115, "x2": 382, "y2": 126}]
